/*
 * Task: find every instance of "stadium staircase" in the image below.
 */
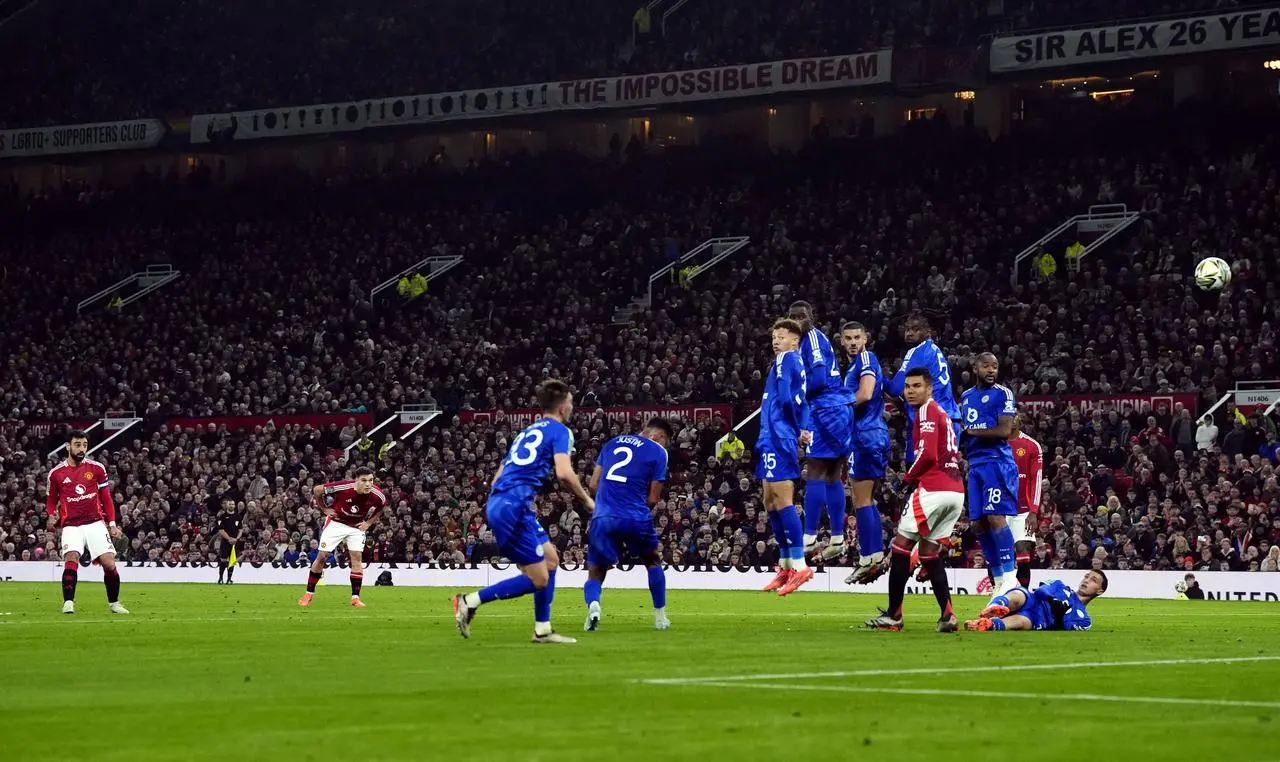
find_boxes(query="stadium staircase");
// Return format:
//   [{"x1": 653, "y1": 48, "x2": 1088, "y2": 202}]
[
  {"x1": 341, "y1": 404, "x2": 442, "y2": 461},
  {"x1": 77, "y1": 264, "x2": 182, "y2": 314},
  {"x1": 370, "y1": 255, "x2": 463, "y2": 309},
  {"x1": 612, "y1": 235, "x2": 750, "y2": 325},
  {"x1": 1010, "y1": 204, "x2": 1140, "y2": 285},
  {"x1": 45, "y1": 411, "x2": 142, "y2": 461},
  {"x1": 641, "y1": 0, "x2": 697, "y2": 37}
]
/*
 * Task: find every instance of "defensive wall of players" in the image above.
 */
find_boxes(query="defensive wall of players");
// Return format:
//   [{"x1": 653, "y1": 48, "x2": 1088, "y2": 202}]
[{"x1": 1, "y1": 563, "x2": 1275, "y2": 601}]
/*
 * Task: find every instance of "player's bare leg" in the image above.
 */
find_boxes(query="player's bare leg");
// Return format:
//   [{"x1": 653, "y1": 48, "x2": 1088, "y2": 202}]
[
  {"x1": 584, "y1": 564, "x2": 607, "y2": 631},
  {"x1": 845, "y1": 476, "x2": 886, "y2": 583},
  {"x1": 1014, "y1": 514, "x2": 1037, "y2": 588},
  {"x1": 60, "y1": 550, "x2": 80, "y2": 614},
  {"x1": 299, "y1": 551, "x2": 329, "y2": 606},
  {"x1": 771, "y1": 479, "x2": 813, "y2": 596},
  {"x1": 100, "y1": 553, "x2": 128, "y2": 614}
]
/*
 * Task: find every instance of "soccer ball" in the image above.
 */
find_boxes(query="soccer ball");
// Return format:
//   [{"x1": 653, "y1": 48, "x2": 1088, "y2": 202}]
[
  {"x1": 1194, "y1": 257, "x2": 1231, "y2": 291},
  {"x1": 1174, "y1": 581, "x2": 1188, "y2": 594}
]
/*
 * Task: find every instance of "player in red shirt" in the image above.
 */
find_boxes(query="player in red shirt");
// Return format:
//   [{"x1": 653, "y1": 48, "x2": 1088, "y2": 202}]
[
  {"x1": 866, "y1": 368, "x2": 963, "y2": 633},
  {"x1": 1008, "y1": 412, "x2": 1044, "y2": 588},
  {"x1": 46, "y1": 429, "x2": 128, "y2": 615},
  {"x1": 299, "y1": 466, "x2": 387, "y2": 608}
]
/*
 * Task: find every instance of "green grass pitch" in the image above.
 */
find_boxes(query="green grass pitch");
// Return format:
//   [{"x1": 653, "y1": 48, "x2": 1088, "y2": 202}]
[{"x1": 1, "y1": 582, "x2": 1276, "y2": 762}]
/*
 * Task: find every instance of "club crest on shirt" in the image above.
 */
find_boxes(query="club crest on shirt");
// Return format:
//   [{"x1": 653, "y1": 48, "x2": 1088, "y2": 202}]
[
  {"x1": 1016, "y1": 447, "x2": 1026, "y2": 457},
  {"x1": 83, "y1": 471, "x2": 94, "y2": 481}
]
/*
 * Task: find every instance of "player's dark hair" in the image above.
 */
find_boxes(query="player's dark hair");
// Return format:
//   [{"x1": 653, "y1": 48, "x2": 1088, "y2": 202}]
[
  {"x1": 353, "y1": 466, "x2": 376, "y2": 478},
  {"x1": 977, "y1": 351, "x2": 998, "y2": 364},
  {"x1": 645, "y1": 417, "x2": 675, "y2": 441},
  {"x1": 906, "y1": 367, "x2": 933, "y2": 383},
  {"x1": 67, "y1": 429, "x2": 89, "y2": 442},
  {"x1": 1095, "y1": 570, "x2": 1109, "y2": 592},
  {"x1": 772, "y1": 318, "x2": 804, "y2": 337},
  {"x1": 905, "y1": 313, "x2": 930, "y2": 330},
  {"x1": 788, "y1": 300, "x2": 813, "y2": 317},
  {"x1": 535, "y1": 379, "x2": 573, "y2": 412},
  {"x1": 840, "y1": 321, "x2": 867, "y2": 333}
]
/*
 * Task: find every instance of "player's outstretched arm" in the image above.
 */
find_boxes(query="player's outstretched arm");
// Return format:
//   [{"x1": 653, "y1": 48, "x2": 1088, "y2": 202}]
[
  {"x1": 555, "y1": 453, "x2": 595, "y2": 512},
  {"x1": 587, "y1": 465, "x2": 603, "y2": 496}
]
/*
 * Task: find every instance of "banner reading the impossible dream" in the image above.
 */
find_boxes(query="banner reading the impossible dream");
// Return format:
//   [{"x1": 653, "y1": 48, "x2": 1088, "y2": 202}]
[
  {"x1": 189, "y1": 50, "x2": 891, "y2": 144},
  {"x1": 0, "y1": 119, "x2": 166, "y2": 159},
  {"x1": 990, "y1": 7, "x2": 1280, "y2": 73}
]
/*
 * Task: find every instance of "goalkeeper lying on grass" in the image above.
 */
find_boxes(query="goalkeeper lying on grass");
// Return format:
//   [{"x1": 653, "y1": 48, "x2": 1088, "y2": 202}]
[{"x1": 965, "y1": 571, "x2": 1107, "y2": 631}]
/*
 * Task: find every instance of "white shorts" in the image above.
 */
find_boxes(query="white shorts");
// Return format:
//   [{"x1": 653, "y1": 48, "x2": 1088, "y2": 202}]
[
  {"x1": 1008, "y1": 512, "x2": 1038, "y2": 544},
  {"x1": 897, "y1": 488, "x2": 963, "y2": 543},
  {"x1": 60, "y1": 521, "x2": 114, "y2": 561},
  {"x1": 319, "y1": 519, "x2": 366, "y2": 554}
]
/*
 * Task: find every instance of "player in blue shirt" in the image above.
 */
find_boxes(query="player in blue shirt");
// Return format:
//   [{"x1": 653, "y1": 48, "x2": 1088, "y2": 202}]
[
  {"x1": 452, "y1": 379, "x2": 595, "y2": 645},
  {"x1": 758, "y1": 318, "x2": 815, "y2": 597},
  {"x1": 960, "y1": 352, "x2": 1020, "y2": 595},
  {"x1": 839, "y1": 321, "x2": 892, "y2": 583},
  {"x1": 788, "y1": 301, "x2": 854, "y2": 561},
  {"x1": 966, "y1": 572, "x2": 1107, "y2": 631},
  {"x1": 886, "y1": 314, "x2": 961, "y2": 465},
  {"x1": 583, "y1": 418, "x2": 674, "y2": 632}
]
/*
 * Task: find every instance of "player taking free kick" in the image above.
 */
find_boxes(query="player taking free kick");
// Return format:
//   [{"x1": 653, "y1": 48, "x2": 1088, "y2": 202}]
[
  {"x1": 46, "y1": 429, "x2": 128, "y2": 615},
  {"x1": 299, "y1": 466, "x2": 387, "y2": 608},
  {"x1": 866, "y1": 369, "x2": 962, "y2": 633},
  {"x1": 453, "y1": 379, "x2": 595, "y2": 644}
]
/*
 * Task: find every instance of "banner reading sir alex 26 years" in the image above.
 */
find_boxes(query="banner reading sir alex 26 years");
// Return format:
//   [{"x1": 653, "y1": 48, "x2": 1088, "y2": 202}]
[
  {"x1": 989, "y1": 7, "x2": 1280, "y2": 73},
  {"x1": 188, "y1": 50, "x2": 891, "y2": 144}
]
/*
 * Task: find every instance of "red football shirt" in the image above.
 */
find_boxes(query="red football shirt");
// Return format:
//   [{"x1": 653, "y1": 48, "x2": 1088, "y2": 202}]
[
  {"x1": 1010, "y1": 432, "x2": 1044, "y2": 514},
  {"x1": 324, "y1": 480, "x2": 388, "y2": 527},
  {"x1": 905, "y1": 399, "x2": 964, "y2": 492},
  {"x1": 47, "y1": 459, "x2": 113, "y2": 527}
]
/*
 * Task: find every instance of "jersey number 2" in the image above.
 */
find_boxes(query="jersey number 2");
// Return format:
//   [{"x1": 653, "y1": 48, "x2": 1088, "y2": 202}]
[
  {"x1": 605, "y1": 446, "x2": 634, "y2": 483},
  {"x1": 509, "y1": 429, "x2": 544, "y2": 466}
]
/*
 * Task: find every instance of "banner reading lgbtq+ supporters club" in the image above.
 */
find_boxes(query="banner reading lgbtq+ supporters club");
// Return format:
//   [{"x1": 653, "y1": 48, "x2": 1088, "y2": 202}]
[
  {"x1": 990, "y1": 6, "x2": 1280, "y2": 73},
  {"x1": 0, "y1": 119, "x2": 165, "y2": 159},
  {"x1": 188, "y1": 50, "x2": 891, "y2": 144}
]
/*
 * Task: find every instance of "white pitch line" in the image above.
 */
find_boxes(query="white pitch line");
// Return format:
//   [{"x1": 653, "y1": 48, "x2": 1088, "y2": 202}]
[
  {"x1": 641, "y1": 655, "x2": 1280, "y2": 685},
  {"x1": 680, "y1": 681, "x2": 1280, "y2": 710}
]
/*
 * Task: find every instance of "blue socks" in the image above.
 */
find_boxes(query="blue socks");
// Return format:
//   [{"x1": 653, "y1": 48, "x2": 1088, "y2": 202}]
[
  {"x1": 478, "y1": 573, "x2": 537, "y2": 604},
  {"x1": 768, "y1": 509, "x2": 789, "y2": 558},
  {"x1": 533, "y1": 569, "x2": 556, "y2": 623},
  {"x1": 988, "y1": 594, "x2": 1010, "y2": 609},
  {"x1": 826, "y1": 482, "x2": 847, "y2": 542},
  {"x1": 992, "y1": 525, "x2": 1017, "y2": 578},
  {"x1": 803, "y1": 480, "x2": 825, "y2": 538},
  {"x1": 583, "y1": 578, "x2": 602, "y2": 608},
  {"x1": 854, "y1": 505, "x2": 883, "y2": 557},
  {"x1": 779, "y1": 505, "x2": 806, "y2": 563},
  {"x1": 647, "y1": 565, "x2": 667, "y2": 609},
  {"x1": 976, "y1": 529, "x2": 998, "y2": 576}
]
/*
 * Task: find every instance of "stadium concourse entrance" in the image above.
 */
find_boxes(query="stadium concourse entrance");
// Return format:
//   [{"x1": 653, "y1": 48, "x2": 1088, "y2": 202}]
[
  {"x1": 1202, "y1": 381, "x2": 1280, "y2": 424},
  {"x1": 612, "y1": 235, "x2": 750, "y2": 325},
  {"x1": 370, "y1": 255, "x2": 462, "y2": 309},
  {"x1": 76, "y1": 264, "x2": 182, "y2": 314},
  {"x1": 1010, "y1": 204, "x2": 1140, "y2": 285},
  {"x1": 45, "y1": 411, "x2": 143, "y2": 461}
]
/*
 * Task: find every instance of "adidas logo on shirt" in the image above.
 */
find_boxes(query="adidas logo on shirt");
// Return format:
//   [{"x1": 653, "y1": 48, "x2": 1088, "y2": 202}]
[{"x1": 62, "y1": 477, "x2": 71, "y2": 484}]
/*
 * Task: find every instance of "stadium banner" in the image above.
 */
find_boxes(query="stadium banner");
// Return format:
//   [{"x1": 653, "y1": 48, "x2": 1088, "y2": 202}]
[
  {"x1": 457, "y1": 404, "x2": 733, "y2": 429},
  {"x1": 161, "y1": 414, "x2": 373, "y2": 431},
  {"x1": 0, "y1": 119, "x2": 166, "y2": 159},
  {"x1": 1020, "y1": 393, "x2": 1197, "y2": 415},
  {"x1": 3, "y1": 562, "x2": 1275, "y2": 601},
  {"x1": 989, "y1": 7, "x2": 1280, "y2": 73},
  {"x1": 1235, "y1": 388, "x2": 1280, "y2": 415},
  {"x1": 0, "y1": 419, "x2": 96, "y2": 438},
  {"x1": 187, "y1": 50, "x2": 892, "y2": 144}
]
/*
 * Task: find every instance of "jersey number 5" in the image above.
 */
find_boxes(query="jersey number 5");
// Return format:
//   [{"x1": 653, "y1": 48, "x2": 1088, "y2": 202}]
[
  {"x1": 509, "y1": 429, "x2": 544, "y2": 466},
  {"x1": 605, "y1": 446, "x2": 634, "y2": 483}
]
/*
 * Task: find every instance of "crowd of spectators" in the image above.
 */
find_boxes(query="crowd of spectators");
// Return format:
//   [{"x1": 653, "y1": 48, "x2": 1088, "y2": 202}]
[
  {"x1": 0, "y1": 97, "x2": 1278, "y2": 573},
  {"x1": 0, "y1": 0, "x2": 1246, "y2": 127}
]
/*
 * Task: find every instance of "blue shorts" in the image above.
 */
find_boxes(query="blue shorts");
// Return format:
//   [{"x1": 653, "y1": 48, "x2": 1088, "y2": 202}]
[
  {"x1": 847, "y1": 430, "x2": 889, "y2": 481},
  {"x1": 808, "y1": 405, "x2": 853, "y2": 459},
  {"x1": 487, "y1": 494, "x2": 549, "y2": 566},
  {"x1": 587, "y1": 514, "x2": 659, "y2": 567},
  {"x1": 966, "y1": 459, "x2": 1019, "y2": 520},
  {"x1": 755, "y1": 439, "x2": 801, "y2": 481},
  {"x1": 1014, "y1": 588, "x2": 1055, "y2": 630}
]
